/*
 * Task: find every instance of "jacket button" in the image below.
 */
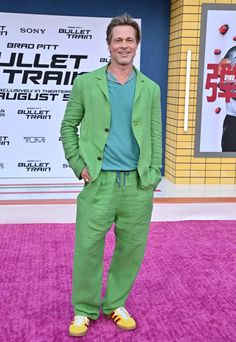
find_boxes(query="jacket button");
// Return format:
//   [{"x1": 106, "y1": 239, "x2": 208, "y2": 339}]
[
  {"x1": 105, "y1": 128, "x2": 109, "y2": 132},
  {"x1": 97, "y1": 156, "x2": 102, "y2": 161}
]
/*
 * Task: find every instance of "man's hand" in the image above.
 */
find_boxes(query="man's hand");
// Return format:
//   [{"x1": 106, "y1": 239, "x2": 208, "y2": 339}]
[{"x1": 81, "y1": 167, "x2": 91, "y2": 183}]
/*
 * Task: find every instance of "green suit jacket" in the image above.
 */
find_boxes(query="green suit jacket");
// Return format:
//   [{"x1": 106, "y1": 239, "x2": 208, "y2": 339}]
[{"x1": 60, "y1": 65, "x2": 162, "y2": 189}]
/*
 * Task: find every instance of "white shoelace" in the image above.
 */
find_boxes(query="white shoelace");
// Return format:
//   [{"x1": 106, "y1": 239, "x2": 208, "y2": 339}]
[
  {"x1": 74, "y1": 315, "x2": 88, "y2": 326},
  {"x1": 115, "y1": 307, "x2": 130, "y2": 320}
]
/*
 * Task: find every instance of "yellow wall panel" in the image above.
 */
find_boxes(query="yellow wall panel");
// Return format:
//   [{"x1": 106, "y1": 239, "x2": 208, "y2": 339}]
[
  {"x1": 205, "y1": 178, "x2": 220, "y2": 184},
  {"x1": 177, "y1": 135, "x2": 192, "y2": 142},
  {"x1": 181, "y1": 37, "x2": 199, "y2": 45},
  {"x1": 170, "y1": 16, "x2": 183, "y2": 26},
  {"x1": 176, "y1": 170, "x2": 191, "y2": 177},
  {"x1": 200, "y1": 0, "x2": 216, "y2": 3},
  {"x1": 175, "y1": 177, "x2": 191, "y2": 184},
  {"x1": 191, "y1": 164, "x2": 206, "y2": 170},
  {"x1": 165, "y1": 173, "x2": 176, "y2": 183},
  {"x1": 176, "y1": 156, "x2": 192, "y2": 163},
  {"x1": 176, "y1": 149, "x2": 193, "y2": 156},
  {"x1": 215, "y1": 0, "x2": 231, "y2": 3},
  {"x1": 166, "y1": 126, "x2": 177, "y2": 134},
  {"x1": 171, "y1": 82, "x2": 195, "y2": 92},
  {"x1": 206, "y1": 164, "x2": 221, "y2": 170},
  {"x1": 220, "y1": 158, "x2": 236, "y2": 163},
  {"x1": 206, "y1": 158, "x2": 222, "y2": 163},
  {"x1": 170, "y1": 23, "x2": 182, "y2": 33},
  {"x1": 191, "y1": 158, "x2": 206, "y2": 164},
  {"x1": 170, "y1": 7, "x2": 183, "y2": 18},
  {"x1": 181, "y1": 45, "x2": 199, "y2": 54},
  {"x1": 165, "y1": 151, "x2": 176, "y2": 160},
  {"x1": 206, "y1": 171, "x2": 221, "y2": 177},
  {"x1": 177, "y1": 127, "x2": 194, "y2": 135},
  {"x1": 171, "y1": 30, "x2": 183, "y2": 40},
  {"x1": 184, "y1": 0, "x2": 200, "y2": 5},
  {"x1": 176, "y1": 163, "x2": 192, "y2": 170},
  {"x1": 190, "y1": 178, "x2": 205, "y2": 184},
  {"x1": 191, "y1": 170, "x2": 206, "y2": 177},
  {"x1": 220, "y1": 171, "x2": 236, "y2": 177},
  {"x1": 220, "y1": 178, "x2": 236, "y2": 184},
  {"x1": 182, "y1": 29, "x2": 199, "y2": 38},
  {"x1": 183, "y1": 6, "x2": 200, "y2": 13},
  {"x1": 177, "y1": 141, "x2": 192, "y2": 149},
  {"x1": 182, "y1": 14, "x2": 199, "y2": 22},
  {"x1": 168, "y1": 53, "x2": 181, "y2": 62},
  {"x1": 166, "y1": 131, "x2": 176, "y2": 139},
  {"x1": 171, "y1": 3, "x2": 182, "y2": 12},
  {"x1": 182, "y1": 23, "x2": 200, "y2": 32},
  {"x1": 168, "y1": 90, "x2": 180, "y2": 98},
  {"x1": 221, "y1": 164, "x2": 236, "y2": 171}
]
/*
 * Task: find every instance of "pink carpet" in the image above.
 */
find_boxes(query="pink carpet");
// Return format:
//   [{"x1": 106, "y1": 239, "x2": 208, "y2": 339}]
[{"x1": 0, "y1": 221, "x2": 235, "y2": 342}]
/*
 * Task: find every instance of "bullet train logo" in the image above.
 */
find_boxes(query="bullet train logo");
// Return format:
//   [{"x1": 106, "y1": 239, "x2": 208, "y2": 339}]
[
  {"x1": 18, "y1": 161, "x2": 51, "y2": 172},
  {"x1": 17, "y1": 109, "x2": 51, "y2": 119},
  {"x1": 0, "y1": 25, "x2": 7, "y2": 36},
  {"x1": 0, "y1": 136, "x2": 10, "y2": 146},
  {"x1": 58, "y1": 26, "x2": 93, "y2": 39},
  {"x1": 0, "y1": 53, "x2": 87, "y2": 85}
]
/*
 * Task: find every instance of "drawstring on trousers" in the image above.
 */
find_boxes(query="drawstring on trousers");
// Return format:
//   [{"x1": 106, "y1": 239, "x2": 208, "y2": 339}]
[{"x1": 116, "y1": 171, "x2": 130, "y2": 189}]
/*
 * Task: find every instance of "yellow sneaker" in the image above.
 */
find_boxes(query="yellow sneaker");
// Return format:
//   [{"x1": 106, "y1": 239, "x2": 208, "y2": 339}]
[
  {"x1": 107, "y1": 307, "x2": 137, "y2": 330},
  {"x1": 69, "y1": 315, "x2": 89, "y2": 337}
]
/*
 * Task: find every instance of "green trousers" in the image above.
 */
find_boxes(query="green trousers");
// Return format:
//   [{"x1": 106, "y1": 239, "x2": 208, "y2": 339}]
[{"x1": 72, "y1": 170, "x2": 153, "y2": 320}]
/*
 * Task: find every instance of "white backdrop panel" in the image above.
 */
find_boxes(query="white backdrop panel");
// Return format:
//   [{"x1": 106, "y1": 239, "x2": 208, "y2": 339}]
[{"x1": 0, "y1": 12, "x2": 141, "y2": 184}]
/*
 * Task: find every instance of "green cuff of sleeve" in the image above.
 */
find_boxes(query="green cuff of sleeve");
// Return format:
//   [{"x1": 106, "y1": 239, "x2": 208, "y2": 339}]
[{"x1": 68, "y1": 155, "x2": 86, "y2": 180}]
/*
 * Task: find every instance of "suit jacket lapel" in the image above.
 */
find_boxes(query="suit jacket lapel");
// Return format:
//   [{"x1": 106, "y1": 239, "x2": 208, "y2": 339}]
[
  {"x1": 132, "y1": 69, "x2": 145, "y2": 123},
  {"x1": 96, "y1": 66, "x2": 110, "y2": 101},
  {"x1": 133, "y1": 69, "x2": 145, "y2": 105}
]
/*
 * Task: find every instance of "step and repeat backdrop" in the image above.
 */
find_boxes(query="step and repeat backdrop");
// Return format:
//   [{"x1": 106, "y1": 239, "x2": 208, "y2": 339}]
[{"x1": 0, "y1": 12, "x2": 141, "y2": 185}]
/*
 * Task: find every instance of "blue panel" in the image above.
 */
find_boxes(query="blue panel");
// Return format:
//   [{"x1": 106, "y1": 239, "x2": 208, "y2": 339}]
[{"x1": 0, "y1": 0, "x2": 170, "y2": 173}]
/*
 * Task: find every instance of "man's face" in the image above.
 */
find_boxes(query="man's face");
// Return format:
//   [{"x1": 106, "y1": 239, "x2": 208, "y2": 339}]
[{"x1": 108, "y1": 25, "x2": 139, "y2": 67}]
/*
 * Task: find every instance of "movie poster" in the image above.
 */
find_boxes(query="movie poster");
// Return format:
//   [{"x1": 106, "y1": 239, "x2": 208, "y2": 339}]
[{"x1": 195, "y1": 4, "x2": 236, "y2": 157}]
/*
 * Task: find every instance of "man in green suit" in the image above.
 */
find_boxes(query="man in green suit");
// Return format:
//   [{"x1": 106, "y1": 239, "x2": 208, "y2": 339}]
[{"x1": 60, "y1": 13, "x2": 162, "y2": 337}]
